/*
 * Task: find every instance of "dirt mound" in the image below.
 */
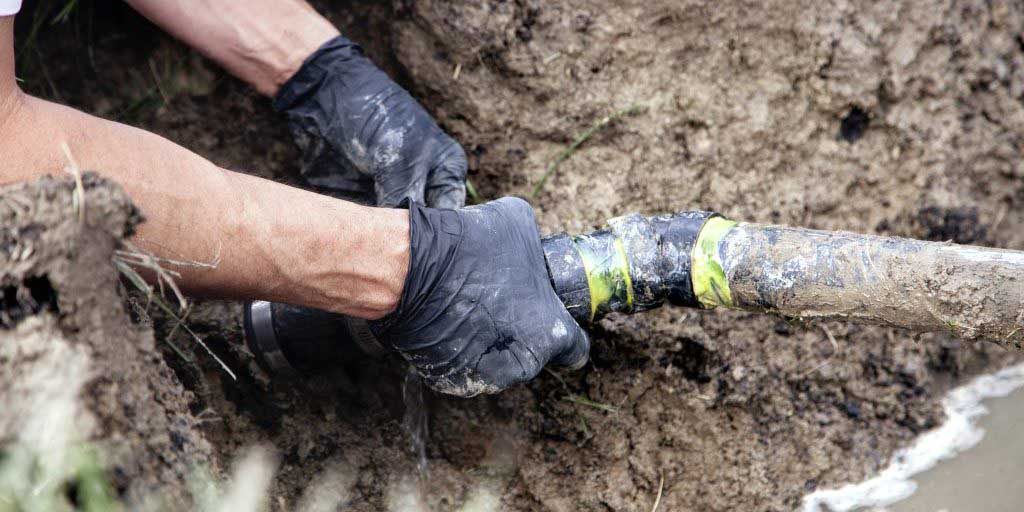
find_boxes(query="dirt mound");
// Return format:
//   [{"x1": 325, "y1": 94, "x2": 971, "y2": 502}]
[
  {"x1": 0, "y1": 175, "x2": 212, "y2": 506},
  {"x1": 9, "y1": 0, "x2": 1024, "y2": 510}
]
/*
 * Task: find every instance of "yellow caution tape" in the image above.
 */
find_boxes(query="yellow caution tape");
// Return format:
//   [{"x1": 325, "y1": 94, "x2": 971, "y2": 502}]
[
  {"x1": 575, "y1": 235, "x2": 634, "y2": 321},
  {"x1": 691, "y1": 216, "x2": 737, "y2": 308}
]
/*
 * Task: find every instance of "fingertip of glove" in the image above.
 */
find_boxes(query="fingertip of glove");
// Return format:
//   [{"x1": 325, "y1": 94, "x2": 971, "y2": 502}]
[
  {"x1": 440, "y1": 141, "x2": 468, "y2": 178},
  {"x1": 489, "y1": 196, "x2": 536, "y2": 222},
  {"x1": 551, "y1": 322, "x2": 591, "y2": 370},
  {"x1": 429, "y1": 188, "x2": 466, "y2": 210}
]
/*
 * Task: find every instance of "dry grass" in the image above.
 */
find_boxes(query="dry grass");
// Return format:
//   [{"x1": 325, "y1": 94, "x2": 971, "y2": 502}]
[
  {"x1": 61, "y1": 142, "x2": 85, "y2": 224},
  {"x1": 649, "y1": 472, "x2": 665, "y2": 512},
  {"x1": 545, "y1": 368, "x2": 620, "y2": 413},
  {"x1": 112, "y1": 242, "x2": 235, "y2": 381},
  {"x1": 465, "y1": 178, "x2": 482, "y2": 204}
]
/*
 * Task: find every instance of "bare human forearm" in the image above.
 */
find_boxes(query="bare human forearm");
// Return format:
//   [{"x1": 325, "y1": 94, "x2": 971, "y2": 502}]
[
  {"x1": 0, "y1": 15, "x2": 406, "y2": 319},
  {"x1": 124, "y1": 0, "x2": 339, "y2": 97},
  {"x1": 0, "y1": 94, "x2": 408, "y2": 319}
]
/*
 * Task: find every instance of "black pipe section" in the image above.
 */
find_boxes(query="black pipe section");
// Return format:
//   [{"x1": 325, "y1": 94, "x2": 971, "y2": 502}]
[
  {"x1": 542, "y1": 211, "x2": 716, "y2": 325},
  {"x1": 244, "y1": 210, "x2": 716, "y2": 375}
]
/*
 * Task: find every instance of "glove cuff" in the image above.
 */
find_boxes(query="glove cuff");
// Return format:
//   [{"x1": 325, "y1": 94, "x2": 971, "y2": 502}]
[
  {"x1": 369, "y1": 201, "x2": 462, "y2": 338},
  {"x1": 272, "y1": 34, "x2": 370, "y2": 113}
]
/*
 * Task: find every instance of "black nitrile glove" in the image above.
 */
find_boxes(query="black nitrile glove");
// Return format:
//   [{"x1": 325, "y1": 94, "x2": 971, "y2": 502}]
[
  {"x1": 370, "y1": 198, "x2": 590, "y2": 397},
  {"x1": 274, "y1": 35, "x2": 467, "y2": 209}
]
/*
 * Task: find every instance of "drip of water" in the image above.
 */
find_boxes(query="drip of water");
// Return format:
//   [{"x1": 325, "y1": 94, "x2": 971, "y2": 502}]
[{"x1": 402, "y1": 366, "x2": 429, "y2": 479}]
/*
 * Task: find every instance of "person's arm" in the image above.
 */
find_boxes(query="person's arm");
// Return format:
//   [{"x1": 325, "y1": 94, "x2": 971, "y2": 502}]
[
  {"x1": 0, "y1": 18, "x2": 407, "y2": 320},
  {"x1": 1, "y1": 14, "x2": 589, "y2": 395},
  {"x1": 126, "y1": 0, "x2": 468, "y2": 209},
  {"x1": 122, "y1": 0, "x2": 338, "y2": 97}
]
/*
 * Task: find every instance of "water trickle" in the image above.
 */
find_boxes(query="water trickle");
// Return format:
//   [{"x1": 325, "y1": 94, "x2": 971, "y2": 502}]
[{"x1": 402, "y1": 366, "x2": 429, "y2": 479}]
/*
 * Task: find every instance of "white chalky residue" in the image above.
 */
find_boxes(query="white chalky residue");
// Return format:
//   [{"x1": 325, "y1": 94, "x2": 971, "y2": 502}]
[
  {"x1": 431, "y1": 373, "x2": 502, "y2": 397},
  {"x1": 346, "y1": 137, "x2": 371, "y2": 173},
  {"x1": 724, "y1": 228, "x2": 808, "y2": 292},
  {"x1": 370, "y1": 99, "x2": 393, "y2": 135},
  {"x1": 939, "y1": 245, "x2": 1024, "y2": 266},
  {"x1": 349, "y1": 138, "x2": 367, "y2": 158},
  {"x1": 769, "y1": 253, "x2": 810, "y2": 290},
  {"x1": 552, "y1": 320, "x2": 568, "y2": 337},
  {"x1": 374, "y1": 129, "x2": 405, "y2": 168},
  {"x1": 801, "y1": 361, "x2": 1024, "y2": 512}
]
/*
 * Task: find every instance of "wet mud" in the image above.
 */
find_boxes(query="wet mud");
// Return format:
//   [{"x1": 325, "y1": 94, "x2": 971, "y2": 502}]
[{"x1": 7, "y1": 0, "x2": 1024, "y2": 510}]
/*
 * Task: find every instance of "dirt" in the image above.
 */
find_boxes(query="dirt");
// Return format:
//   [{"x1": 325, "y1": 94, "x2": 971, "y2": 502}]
[
  {"x1": 0, "y1": 175, "x2": 212, "y2": 506},
  {"x1": 6, "y1": 0, "x2": 1024, "y2": 510}
]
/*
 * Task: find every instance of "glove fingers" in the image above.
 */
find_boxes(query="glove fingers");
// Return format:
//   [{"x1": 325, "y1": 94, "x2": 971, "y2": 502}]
[
  {"x1": 499, "y1": 196, "x2": 590, "y2": 371},
  {"x1": 425, "y1": 141, "x2": 468, "y2": 209},
  {"x1": 375, "y1": 171, "x2": 426, "y2": 208},
  {"x1": 548, "y1": 315, "x2": 591, "y2": 370},
  {"x1": 470, "y1": 348, "x2": 529, "y2": 395}
]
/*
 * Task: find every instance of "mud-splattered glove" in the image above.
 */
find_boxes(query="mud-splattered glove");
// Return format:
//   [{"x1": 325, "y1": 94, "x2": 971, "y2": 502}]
[
  {"x1": 274, "y1": 35, "x2": 467, "y2": 209},
  {"x1": 370, "y1": 198, "x2": 590, "y2": 397}
]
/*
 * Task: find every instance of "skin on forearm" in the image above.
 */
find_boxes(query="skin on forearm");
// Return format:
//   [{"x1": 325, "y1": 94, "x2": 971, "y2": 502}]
[
  {"x1": 0, "y1": 95, "x2": 408, "y2": 319},
  {"x1": 0, "y1": 18, "x2": 406, "y2": 318},
  {"x1": 124, "y1": 0, "x2": 339, "y2": 96}
]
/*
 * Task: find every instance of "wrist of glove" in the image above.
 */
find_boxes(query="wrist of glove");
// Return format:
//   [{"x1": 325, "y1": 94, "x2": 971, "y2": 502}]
[
  {"x1": 274, "y1": 35, "x2": 467, "y2": 209},
  {"x1": 370, "y1": 198, "x2": 590, "y2": 397}
]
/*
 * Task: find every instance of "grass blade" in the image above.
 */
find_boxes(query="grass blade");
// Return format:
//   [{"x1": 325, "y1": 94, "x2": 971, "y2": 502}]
[{"x1": 531, "y1": 103, "x2": 646, "y2": 199}]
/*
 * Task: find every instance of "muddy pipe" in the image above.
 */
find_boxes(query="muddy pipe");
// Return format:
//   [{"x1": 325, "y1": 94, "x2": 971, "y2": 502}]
[{"x1": 244, "y1": 212, "x2": 1024, "y2": 374}]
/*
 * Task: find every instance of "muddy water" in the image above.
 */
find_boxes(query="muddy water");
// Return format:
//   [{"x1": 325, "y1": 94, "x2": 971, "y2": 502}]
[
  {"x1": 803, "y1": 363, "x2": 1024, "y2": 512},
  {"x1": 888, "y1": 382, "x2": 1024, "y2": 512}
]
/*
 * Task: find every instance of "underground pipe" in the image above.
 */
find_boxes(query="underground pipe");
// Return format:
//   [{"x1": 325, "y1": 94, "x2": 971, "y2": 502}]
[{"x1": 244, "y1": 211, "x2": 1024, "y2": 375}]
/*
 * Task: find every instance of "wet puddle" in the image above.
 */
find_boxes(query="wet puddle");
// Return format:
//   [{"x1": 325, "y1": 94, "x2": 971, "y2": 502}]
[
  {"x1": 803, "y1": 362, "x2": 1024, "y2": 512},
  {"x1": 889, "y1": 379, "x2": 1024, "y2": 512}
]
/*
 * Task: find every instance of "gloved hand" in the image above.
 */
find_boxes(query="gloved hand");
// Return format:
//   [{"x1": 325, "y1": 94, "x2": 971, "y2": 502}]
[
  {"x1": 370, "y1": 198, "x2": 590, "y2": 397},
  {"x1": 274, "y1": 35, "x2": 467, "y2": 209}
]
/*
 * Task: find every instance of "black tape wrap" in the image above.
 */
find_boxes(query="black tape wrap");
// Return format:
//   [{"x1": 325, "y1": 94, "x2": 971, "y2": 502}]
[
  {"x1": 541, "y1": 210, "x2": 716, "y2": 325},
  {"x1": 609, "y1": 214, "x2": 663, "y2": 311},
  {"x1": 542, "y1": 233, "x2": 593, "y2": 326},
  {"x1": 651, "y1": 210, "x2": 718, "y2": 308}
]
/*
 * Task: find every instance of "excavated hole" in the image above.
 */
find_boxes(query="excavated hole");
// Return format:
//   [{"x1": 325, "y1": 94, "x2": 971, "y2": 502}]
[
  {"x1": 660, "y1": 337, "x2": 718, "y2": 383},
  {"x1": 0, "y1": 275, "x2": 59, "y2": 328}
]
